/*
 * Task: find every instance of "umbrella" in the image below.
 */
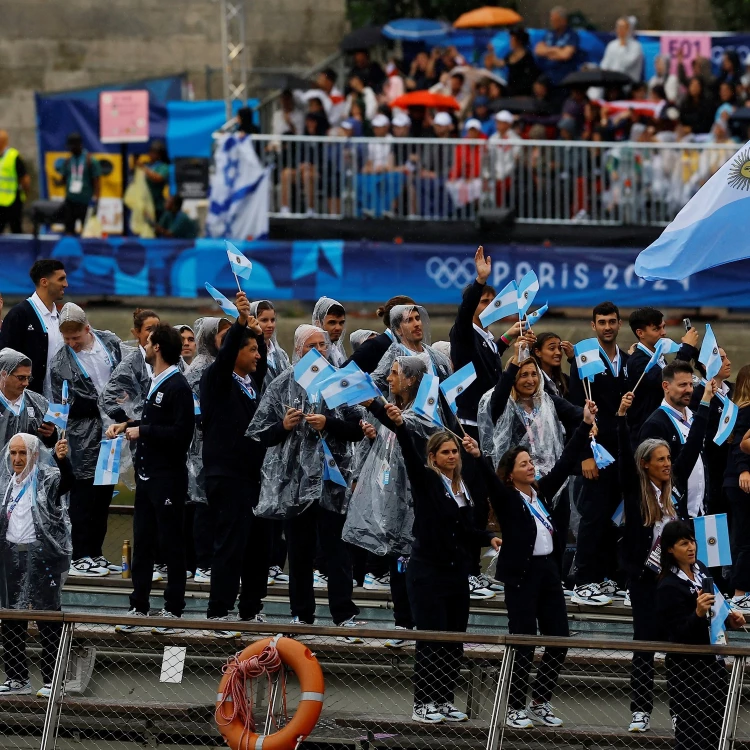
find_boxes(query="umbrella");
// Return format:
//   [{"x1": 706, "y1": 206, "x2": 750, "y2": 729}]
[
  {"x1": 260, "y1": 73, "x2": 312, "y2": 91},
  {"x1": 560, "y1": 69, "x2": 633, "y2": 88},
  {"x1": 729, "y1": 107, "x2": 750, "y2": 122},
  {"x1": 491, "y1": 97, "x2": 555, "y2": 114},
  {"x1": 454, "y1": 6, "x2": 522, "y2": 28},
  {"x1": 449, "y1": 65, "x2": 507, "y2": 87},
  {"x1": 299, "y1": 89, "x2": 333, "y2": 116},
  {"x1": 340, "y1": 25, "x2": 384, "y2": 53},
  {"x1": 382, "y1": 18, "x2": 451, "y2": 40},
  {"x1": 389, "y1": 91, "x2": 461, "y2": 110}
]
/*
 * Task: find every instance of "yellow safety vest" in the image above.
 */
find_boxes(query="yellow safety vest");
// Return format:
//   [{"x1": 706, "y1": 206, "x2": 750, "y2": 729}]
[{"x1": 0, "y1": 147, "x2": 20, "y2": 207}]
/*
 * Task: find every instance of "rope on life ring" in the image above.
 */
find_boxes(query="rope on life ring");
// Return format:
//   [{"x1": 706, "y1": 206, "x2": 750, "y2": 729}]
[{"x1": 216, "y1": 636, "x2": 324, "y2": 750}]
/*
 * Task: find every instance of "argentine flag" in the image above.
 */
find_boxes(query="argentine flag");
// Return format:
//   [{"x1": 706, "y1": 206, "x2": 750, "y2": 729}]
[
  {"x1": 590, "y1": 438, "x2": 615, "y2": 469},
  {"x1": 574, "y1": 339, "x2": 605, "y2": 381},
  {"x1": 699, "y1": 324, "x2": 722, "y2": 382},
  {"x1": 479, "y1": 280, "x2": 518, "y2": 327},
  {"x1": 205, "y1": 282, "x2": 238, "y2": 318},
  {"x1": 643, "y1": 338, "x2": 681, "y2": 375},
  {"x1": 694, "y1": 513, "x2": 732, "y2": 567},
  {"x1": 525, "y1": 302, "x2": 548, "y2": 329},
  {"x1": 611, "y1": 500, "x2": 625, "y2": 526},
  {"x1": 321, "y1": 438, "x2": 347, "y2": 487},
  {"x1": 44, "y1": 380, "x2": 70, "y2": 431},
  {"x1": 225, "y1": 241, "x2": 253, "y2": 280},
  {"x1": 710, "y1": 587, "x2": 732, "y2": 645},
  {"x1": 636, "y1": 142, "x2": 750, "y2": 281},
  {"x1": 439, "y1": 363, "x2": 477, "y2": 415},
  {"x1": 94, "y1": 437, "x2": 124, "y2": 486},
  {"x1": 413, "y1": 373, "x2": 443, "y2": 427},
  {"x1": 319, "y1": 362, "x2": 379, "y2": 408},
  {"x1": 293, "y1": 348, "x2": 335, "y2": 395},
  {"x1": 714, "y1": 392, "x2": 737, "y2": 446},
  {"x1": 517, "y1": 270, "x2": 539, "y2": 318}
]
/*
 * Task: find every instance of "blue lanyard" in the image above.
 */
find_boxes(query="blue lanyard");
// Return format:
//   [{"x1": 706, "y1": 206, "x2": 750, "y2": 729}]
[
  {"x1": 26, "y1": 298, "x2": 47, "y2": 334},
  {"x1": 5, "y1": 479, "x2": 32, "y2": 520},
  {"x1": 659, "y1": 404, "x2": 690, "y2": 444},
  {"x1": 147, "y1": 367, "x2": 179, "y2": 400},
  {"x1": 67, "y1": 333, "x2": 113, "y2": 380},
  {"x1": 232, "y1": 372, "x2": 257, "y2": 401},
  {"x1": 598, "y1": 346, "x2": 620, "y2": 377},
  {"x1": 0, "y1": 390, "x2": 24, "y2": 417},
  {"x1": 523, "y1": 494, "x2": 554, "y2": 534},
  {"x1": 441, "y1": 475, "x2": 471, "y2": 506}
]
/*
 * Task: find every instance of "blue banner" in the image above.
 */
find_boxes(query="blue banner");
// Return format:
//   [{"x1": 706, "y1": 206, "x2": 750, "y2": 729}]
[{"x1": 1, "y1": 235, "x2": 748, "y2": 308}]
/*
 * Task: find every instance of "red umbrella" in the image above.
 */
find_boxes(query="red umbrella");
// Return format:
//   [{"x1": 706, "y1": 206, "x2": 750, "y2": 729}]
[{"x1": 390, "y1": 91, "x2": 461, "y2": 110}]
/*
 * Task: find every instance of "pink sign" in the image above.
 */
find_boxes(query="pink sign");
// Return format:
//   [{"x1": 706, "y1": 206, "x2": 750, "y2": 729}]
[
  {"x1": 99, "y1": 90, "x2": 149, "y2": 144},
  {"x1": 659, "y1": 33, "x2": 712, "y2": 77}
]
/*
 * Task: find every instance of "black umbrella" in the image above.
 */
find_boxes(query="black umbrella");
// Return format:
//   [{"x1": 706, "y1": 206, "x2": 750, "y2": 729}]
[
  {"x1": 729, "y1": 107, "x2": 750, "y2": 122},
  {"x1": 490, "y1": 97, "x2": 555, "y2": 115},
  {"x1": 259, "y1": 73, "x2": 313, "y2": 91},
  {"x1": 560, "y1": 69, "x2": 633, "y2": 87},
  {"x1": 340, "y1": 25, "x2": 384, "y2": 52}
]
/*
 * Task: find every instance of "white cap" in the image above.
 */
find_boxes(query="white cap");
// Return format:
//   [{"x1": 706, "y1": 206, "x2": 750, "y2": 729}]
[
  {"x1": 371, "y1": 113, "x2": 390, "y2": 128},
  {"x1": 495, "y1": 110, "x2": 514, "y2": 123},
  {"x1": 434, "y1": 111, "x2": 452, "y2": 127},
  {"x1": 465, "y1": 118, "x2": 482, "y2": 131},
  {"x1": 392, "y1": 112, "x2": 411, "y2": 128},
  {"x1": 340, "y1": 120, "x2": 354, "y2": 130}
]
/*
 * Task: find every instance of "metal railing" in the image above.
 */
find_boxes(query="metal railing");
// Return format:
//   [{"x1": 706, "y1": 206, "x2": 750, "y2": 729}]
[
  {"x1": 2, "y1": 609, "x2": 750, "y2": 750},
  {"x1": 250, "y1": 134, "x2": 743, "y2": 226}
]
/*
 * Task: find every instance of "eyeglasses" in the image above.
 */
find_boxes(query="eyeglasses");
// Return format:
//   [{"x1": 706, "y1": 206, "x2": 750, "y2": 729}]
[{"x1": 10, "y1": 374, "x2": 33, "y2": 383}]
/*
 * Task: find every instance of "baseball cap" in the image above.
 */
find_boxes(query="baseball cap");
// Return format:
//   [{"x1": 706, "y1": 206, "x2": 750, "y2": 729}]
[
  {"x1": 495, "y1": 110, "x2": 514, "y2": 123},
  {"x1": 465, "y1": 118, "x2": 483, "y2": 131},
  {"x1": 434, "y1": 111, "x2": 453, "y2": 127},
  {"x1": 340, "y1": 120, "x2": 354, "y2": 130},
  {"x1": 392, "y1": 113, "x2": 411, "y2": 128},
  {"x1": 59, "y1": 302, "x2": 87, "y2": 327},
  {"x1": 371, "y1": 114, "x2": 390, "y2": 128}
]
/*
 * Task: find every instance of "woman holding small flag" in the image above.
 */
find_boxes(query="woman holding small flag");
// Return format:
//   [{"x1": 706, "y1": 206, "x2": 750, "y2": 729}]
[
  {"x1": 656, "y1": 520, "x2": 744, "y2": 750},
  {"x1": 616, "y1": 383, "x2": 714, "y2": 734}
]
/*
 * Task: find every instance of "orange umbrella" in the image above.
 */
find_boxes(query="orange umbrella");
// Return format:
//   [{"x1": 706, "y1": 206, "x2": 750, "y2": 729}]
[
  {"x1": 390, "y1": 91, "x2": 461, "y2": 110},
  {"x1": 453, "y1": 6, "x2": 522, "y2": 28}
]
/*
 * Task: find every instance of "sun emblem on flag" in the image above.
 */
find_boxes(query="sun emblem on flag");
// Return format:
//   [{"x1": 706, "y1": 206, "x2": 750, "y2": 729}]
[
  {"x1": 727, "y1": 148, "x2": 750, "y2": 190},
  {"x1": 311, "y1": 365, "x2": 319, "y2": 373},
  {"x1": 427, "y1": 397, "x2": 435, "y2": 405},
  {"x1": 523, "y1": 291, "x2": 529, "y2": 299},
  {"x1": 725, "y1": 415, "x2": 731, "y2": 424},
  {"x1": 457, "y1": 386, "x2": 464, "y2": 393},
  {"x1": 235, "y1": 255, "x2": 242, "y2": 264},
  {"x1": 328, "y1": 459, "x2": 335, "y2": 467},
  {"x1": 708, "y1": 536, "x2": 717, "y2": 546},
  {"x1": 713, "y1": 346, "x2": 718, "y2": 355},
  {"x1": 341, "y1": 379, "x2": 349, "y2": 388},
  {"x1": 494, "y1": 300, "x2": 501, "y2": 307},
  {"x1": 580, "y1": 355, "x2": 587, "y2": 363}
]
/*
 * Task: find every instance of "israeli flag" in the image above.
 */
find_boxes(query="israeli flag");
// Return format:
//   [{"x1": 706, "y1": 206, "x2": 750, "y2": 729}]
[
  {"x1": 205, "y1": 282, "x2": 238, "y2": 317},
  {"x1": 694, "y1": 513, "x2": 732, "y2": 567},
  {"x1": 479, "y1": 280, "x2": 518, "y2": 327},
  {"x1": 293, "y1": 348, "x2": 335, "y2": 394},
  {"x1": 206, "y1": 132, "x2": 270, "y2": 241},
  {"x1": 710, "y1": 587, "x2": 732, "y2": 645},
  {"x1": 321, "y1": 438, "x2": 347, "y2": 487},
  {"x1": 714, "y1": 392, "x2": 737, "y2": 446},
  {"x1": 590, "y1": 438, "x2": 615, "y2": 469},
  {"x1": 635, "y1": 142, "x2": 750, "y2": 281},
  {"x1": 611, "y1": 500, "x2": 625, "y2": 526},
  {"x1": 94, "y1": 437, "x2": 123, "y2": 486},
  {"x1": 517, "y1": 270, "x2": 539, "y2": 318},
  {"x1": 525, "y1": 302, "x2": 548, "y2": 329},
  {"x1": 699, "y1": 324, "x2": 722, "y2": 382},
  {"x1": 439, "y1": 363, "x2": 477, "y2": 415},
  {"x1": 574, "y1": 338, "x2": 605, "y2": 381},
  {"x1": 413, "y1": 373, "x2": 443, "y2": 427},
  {"x1": 225, "y1": 241, "x2": 253, "y2": 280}
]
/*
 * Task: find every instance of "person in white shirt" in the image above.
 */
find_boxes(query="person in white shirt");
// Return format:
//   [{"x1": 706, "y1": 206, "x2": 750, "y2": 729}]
[
  {"x1": 600, "y1": 17, "x2": 644, "y2": 83},
  {"x1": 364, "y1": 114, "x2": 394, "y2": 173},
  {"x1": 489, "y1": 110, "x2": 521, "y2": 205}
]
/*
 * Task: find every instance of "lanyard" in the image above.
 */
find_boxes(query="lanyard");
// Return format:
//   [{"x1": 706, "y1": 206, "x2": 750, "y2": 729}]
[
  {"x1": 70, "y1": 333, "x2": 114, "y2": 380},
  {"x1": 5, "y1": 479, "x2": 32, "y2": 520},
  {"x1": 441, "y1": 475, "x2": 472, "y2": 507},
  {"x1": 232, "y1": 372, "x2": 257, "y2": 401},
  {"x1": 0, "y1": 390, "x2": 24, "y2": 418},
  {"x1": 147, "y1": 367, "x2": 179, "y2": 400},
  {"x1": 598, "y1": 346, "x2": 620, "y2": 377},
  {"x1": 659, "y1": 404, "x2": 691, "y2": 444},
  {"x1": 26, "y1": 298, "x2": 48, "y2": 334},
  {"x1": 673, "y1": 565, "x2": 704, "y2": 594},
  {"x1": 523, "y1": 493, "x2": 554, "y2": 534}
]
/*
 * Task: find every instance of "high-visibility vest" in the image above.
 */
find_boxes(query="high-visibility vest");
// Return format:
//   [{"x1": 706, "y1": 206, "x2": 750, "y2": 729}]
[{"x1": 0, "y1": 148, "x2": 20, "y2": 207}]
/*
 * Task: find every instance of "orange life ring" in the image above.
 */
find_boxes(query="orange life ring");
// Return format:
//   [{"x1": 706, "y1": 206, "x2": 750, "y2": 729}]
[{"x1": 216, "y1": 636, "x2": 324, "y2": 750}]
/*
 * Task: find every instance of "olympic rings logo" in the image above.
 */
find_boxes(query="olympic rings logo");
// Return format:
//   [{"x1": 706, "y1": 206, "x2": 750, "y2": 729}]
[{"x1": 426, "y1": 257, "x2": 476, "y2": 289}]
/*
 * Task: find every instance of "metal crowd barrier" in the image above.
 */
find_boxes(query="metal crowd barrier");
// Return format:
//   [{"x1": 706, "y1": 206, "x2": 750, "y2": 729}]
[
  {"x1": 251, "y1": 134, "x2": 742, "y2": 226},
  {"x1": 1, "y1": 608, "x2": 749, "y2": 750}
]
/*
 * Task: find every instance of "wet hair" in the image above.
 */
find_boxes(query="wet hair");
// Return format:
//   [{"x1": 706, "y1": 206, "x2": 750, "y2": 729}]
[
  {"x1": 132, "y1": 308, "x2": 160, "y2": 332},
  {"x1": 497, "y1": 445, "x2": 532, "y2": 485},
  {"x1": 326, "y1": 303, "x2": 346, "y2": 318},
  {"x1": 376, "y1": 295, "x2": 415, "y2": 328},
  {"x1": 592, "y1": 301, "x2": 620, "y2": 321},
  {"x1": 659, "y1": 520, "x2": 696, "y2": 576},
  {"x1": 254, "y1": 301, "x2": 275, "y2": 315},
  {"x1": 629, "y1": 307, "x2": 663, "y2": 336},
  {"x1": 148, "y1": 323, "x2": 182, "y2": 365},
  {"x1": 29, "y1": 259, "x2": 65, "y2": 286}
]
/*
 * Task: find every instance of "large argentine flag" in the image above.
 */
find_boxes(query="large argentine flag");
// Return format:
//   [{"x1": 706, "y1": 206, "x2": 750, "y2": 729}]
[
  {"x1": 694, "y1": 513, "x2": 732, "y2": 568},
  {"x1": 635, "y1": 142, "x2": 750, "y2": 280}
]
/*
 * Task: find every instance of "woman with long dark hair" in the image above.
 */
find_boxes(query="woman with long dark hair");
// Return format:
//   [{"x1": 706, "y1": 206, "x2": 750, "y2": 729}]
[{"x1": 532, "y1": 332, "x2": 571, "y2": 399}]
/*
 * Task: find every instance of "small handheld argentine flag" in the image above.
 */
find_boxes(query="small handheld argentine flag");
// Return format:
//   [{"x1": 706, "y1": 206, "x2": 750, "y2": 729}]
[
  {"x1": 611, "y1": 500, "x2": 625, "y2": 526},
  {"x1": 590, "y1": 438, "x2": 615, "y2": 470},
  {"x1": 574, "y1": 339, "x2": 605, "y2": 381},
  {"x1": 479, "y1": 280, "x2": 518, "y2": 327},
  {"x1": 710, "y1": 588, "x2": 732, "y2": 645},
  {"x1": 94, "y1": 437, "x2": 124, "y2": 486},
  {"x1": 44, "y1": 390, "x2": 70, "y2": 431},
  {"x1": 321, "y1": 438, "x2": 347, "y2": 487},
  {"x1": 293, "y1": 348, "x2": 336, "y2": 395},
  {"x1": 439, "y1": 362, "x2": 477, "y2": 415},
  {"x1": 694, "y1": 513, "x2": 732, "y2": 568},
  {"x1": 699, "y1": 324, "x2": 722, "y2": 382},
  {"x1": 318, "y1": 362, "x2": 380, "y2": 408},
  {"x1": 714, "y1": 392, "x2": 737, "y2": 446},
  {"x1": 525, "y1": 302, "x2": 548, "y2": 329},
  {"x1": 517, "y1": 270, "x2": 539, "y2": 318},
  {"x1": 225, "y1": 240, "x2": 253, "y2": 280},
  {"x1": 205, "y1": 282, "x2": 239, "y2": 317},
  {"x1": 413, "y1": 373, "x2": 443, "y2": 427},
  {"x1": 642, "y1": 338, "x2": 681, "y2": 375},
  {"x1": 193, "y1": 392, "x2": 201, "y2": 417}
]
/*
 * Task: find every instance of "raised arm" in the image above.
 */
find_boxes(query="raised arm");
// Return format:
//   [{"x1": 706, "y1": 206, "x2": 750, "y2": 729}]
[{"x1": 490, "y1": 361, "x2": 518, "y2": 423}]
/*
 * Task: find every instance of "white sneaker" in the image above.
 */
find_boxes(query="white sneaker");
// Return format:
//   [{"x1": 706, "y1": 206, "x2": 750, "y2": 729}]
[
  {"x1": 476, "y1": 573, "x2": 504, "y2": 592},
  {"x1": 731, "y1": 594, "x2": 750, "y2": 612},
  {"x1": 0, "y1": 679, "x2": 32, "y2": 695},
  {"x1": 529, "y1": 701, "x2": 563, "y2": 727},
  {"x1": 313, "y1": 570, "x2": 328, "y2": 589},
  {"x1": 151, "y1": 609, "x2": 183, "y2": 635},
  {"x1": 241, "y1": 614, "x2": 267, "y2": 624},
  {"x1": 289, "y1": 616, "x2": 315, "y2": 641},
  {"x1": 336, "y1": 616, "x2": 363, "y2": 643},
  {"x1": 505, "y1": 708, "x2": 533, "y2": 729},
  {"x1": 571, "y1": 583, "x2": 612, "y2": 607},
  {"x1": 186, "y1": 570, "x2": 194, "y2": 580},
  {"x1": 92, "y1": 556, "x2": 122, "y2": 573},
  {"x1": 623, "y1": 590, "x2": 631, "y2": 607},
  {"x1": 599, "y1": 579, "x2": 627, "y2": 598},
  {"x1": 36, "y1": 684, "x2": 52, "y2": 698},
  {"x1": 194, "y1": 567, "x2": 211, "y2": 584},
  {"x1": 436, "y1": 701, "x2": 468, "y2": 722},
  {"x1": 412, "y1": 702, "x2": 445, "y2": 724},
  {"x1": 364, "y1": 573, "x2": 390, "y2": 591},
  {"x1": 69, "y1": 556, "x2": 109, "y2": 577},
  {"x1": 152, "y1": 564, "x2": 168, "y2": 582},
  {"x1": 628, "y1": 711, "x2": 650, "y2": 732},
  {"x1": 269, "y1": 565, "x2": 289, "y2": 583},
  {"x1": 205, "y1": 615, "x2": 241, "y2": 638},
  {"x1": 115, "y1": 609, "x2": 149, "y2": 633},
  {"x1": 468, "y1": 575, "x2": 495, "y2": 600},
  {"x1": 384, "y1": 626, "x2": 412, "y2": 648}
]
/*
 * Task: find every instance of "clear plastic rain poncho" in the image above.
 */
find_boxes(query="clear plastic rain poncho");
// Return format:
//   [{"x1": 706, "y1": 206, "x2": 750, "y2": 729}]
[
  {"x1": 312, "y1": 296, "x2": 348, "y2": 367},
  {"x1": 49, "y1": 330, "x2": 123, "y2": 480},
  {"x1": 246, "y1": 325, "x2": 357, "y2": 519},
  {"x1": 477, "y1": 359, "x2": 566, "y2": 497},
  {"x1": 98, "y1": 344, "x2": 150, "y2": 423},
  {"x1": 0, "y1": 434, "x2": 72, "y2": 610},
  {"x1": 342, "y1": 356, "x2": 438, "y2": 556},
  {"x1": 350, "y1": 329, "x2": 378, "y2": 352},
  {"x1": 0, "y1": 349, "x2": 51, "y2": 452},
  {"x1": 250, "y1": 301, "x2": 291, "y2": 389},
  {"x1": 371, "y1": 305, "x2": 452, "y2": 392}
]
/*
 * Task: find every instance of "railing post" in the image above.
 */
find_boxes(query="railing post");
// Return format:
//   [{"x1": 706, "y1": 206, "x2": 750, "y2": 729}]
[
  {"x1": 40, "y1": 620, "x2": 73, "y2": 750},
  {"x1": 719, "y1": 655, "x2": 745, "y2": 750},
  {"x1": 485, "y1": 644, "x2": 514, "y2": 750}
]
